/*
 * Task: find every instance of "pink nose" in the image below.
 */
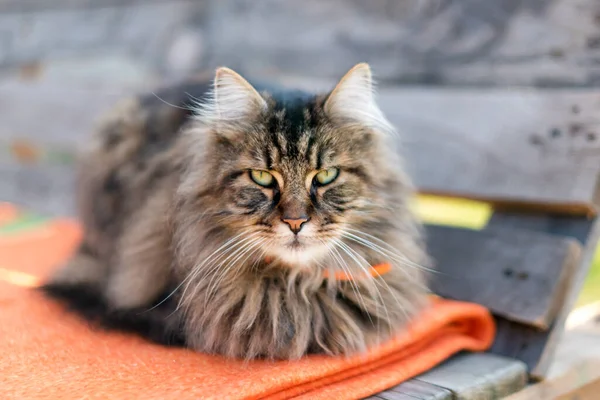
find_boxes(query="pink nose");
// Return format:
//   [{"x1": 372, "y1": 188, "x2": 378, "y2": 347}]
[{"x1": 282, "y1": 217, "x2": 309, "y2": 234}]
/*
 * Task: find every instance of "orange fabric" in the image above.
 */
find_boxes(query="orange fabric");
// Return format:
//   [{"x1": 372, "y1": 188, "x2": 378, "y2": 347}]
[
  {"x1": 0, "y1": 215, "x2": 496, "y2": 400},
  {"x1": 322, "y1": 262, "x2": 392, "y2": 281},
  {"x1": 263, "y1": 257, "x2": 391, "y2": 281}
]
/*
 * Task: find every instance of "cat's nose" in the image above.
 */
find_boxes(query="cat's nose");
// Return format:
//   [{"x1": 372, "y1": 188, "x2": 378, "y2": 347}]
[{"x1": 281, "y1": 216, "x2": 309, "y2": 234}]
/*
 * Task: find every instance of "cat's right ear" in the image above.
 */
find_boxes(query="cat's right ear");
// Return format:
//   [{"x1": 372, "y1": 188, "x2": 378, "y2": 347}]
[
  {"x1": 324, "y1": 63, "x2": 394, "y2": 135},
  {"x1": 196, "y1": 67, "x2": 267, "y2": 125}
]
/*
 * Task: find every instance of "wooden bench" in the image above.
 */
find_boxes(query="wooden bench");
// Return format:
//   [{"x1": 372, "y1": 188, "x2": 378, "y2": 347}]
[{"x1": 357, "y1": 87, "x2": 600, "y2": 399}]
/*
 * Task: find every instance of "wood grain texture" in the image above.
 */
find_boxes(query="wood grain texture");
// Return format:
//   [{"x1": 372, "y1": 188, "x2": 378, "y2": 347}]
[
  {"x1": 414, "y1": 352, "x2": 528, "y2": 400},
  {"x1": 376, "y1": 379, "x2": 452, "y2": 399},
  {"x1": 376, "y1": 88, "x2": 600, "y2": 216},
  {"x1": 372, "y1": 353, "x2": 526, "y2": 400},
  {"x1": 4, "y1": 0, "x2": 600, "y2": 87},
  {"x1": 426, "y1": 224, "x2": 582, "y2": 329},
  {"x1": 485, "y1": 215, "x2": 600, "y2": 377},
  {"x1": 205, "y1": 0, "x2": 600, "y2": 88}
]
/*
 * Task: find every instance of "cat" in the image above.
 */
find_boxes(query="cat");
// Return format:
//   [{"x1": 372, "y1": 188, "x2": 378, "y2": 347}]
[{"x1": 42, "y1": 63, "x2": 429, "y2": 360}]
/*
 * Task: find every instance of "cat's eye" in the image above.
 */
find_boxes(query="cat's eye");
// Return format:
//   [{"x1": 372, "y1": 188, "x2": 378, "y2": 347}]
[
  {"x1": 314, "y1": 168, "x2": 339, "y2": 186},
  {"x1": 250, "y1": 170, "x2": 275, "y2": 187}
]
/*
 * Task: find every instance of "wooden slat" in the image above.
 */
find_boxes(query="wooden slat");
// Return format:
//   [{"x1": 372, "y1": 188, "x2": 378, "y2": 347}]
[
  {"x1": 373, "y1": 353, "x2": 526, "y2": 400},
  {"x1": 209, "y1": 0, "x2": 600, "y2": 88},
  {"x1": 377, "y1": 89, "x2": 600, "y2": 216},
  {"x1": 376, "y1": 380, "x2": 452, "y2": 400},
  {"x1": 426, "y1": 224, "x2": 581, "y2": 329},
  {"x1": 413, "y1": 353, "x2": 527, "y2": 400},
  {"x1": 486, "y1": 213, "x2": 595, "y2": 243},
  {"x1": 484, "y1": 215, "x2": 600, "y2": 378}
]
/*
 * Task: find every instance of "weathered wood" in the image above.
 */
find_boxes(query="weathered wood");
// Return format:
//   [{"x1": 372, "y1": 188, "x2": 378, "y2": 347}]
[
  {"x1": 504, "y1": 329, "x2": 600, "y2": 400},
  {"x1": 206, "y1": 0, "x2": 600, "y2": 88},
  {"x1": 372, "y1": 353, "x2": 526, "y2": 400},
  {"x1": 377, "y1": 380, "x2": 452, "y2": 400},
  {"x1": 4, "y1": 0, "x2": 600, "y2": 87},
  {"x1": 486, "y1": 216, "x2": 600, "y2": 377},
  {"x1": 413, "y1": 352, "x2": 527, "y2": 399},
  {"x1": 379, "y1": 89, "x2": 600, "y2": 216},
  {"x1": 426, "y1": 224, "x2": 581, "y2": 329},
  {"x1": 0, "y1": 1, "x2": 196, "y2": 74},
  {"x1": 486, "y1": 213, "x2": 595, "y2": 243},
  {"x1": 528, "y1": 216, "x2": 600, "y2": 379}
]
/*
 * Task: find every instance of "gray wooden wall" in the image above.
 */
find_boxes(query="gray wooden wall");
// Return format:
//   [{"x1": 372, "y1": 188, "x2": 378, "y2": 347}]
[
  {"x1": 2, "y1": 0, "x2": 600, "y2": 215},
  {"x1": 203, "y1": 0, "x2": 600, "y2": 87},
  {"x1": 3, "y1": 0, "x2": 600, "y2": 86}
]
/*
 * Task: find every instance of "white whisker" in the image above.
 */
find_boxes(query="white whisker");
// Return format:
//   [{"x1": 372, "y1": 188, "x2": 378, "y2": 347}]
[
  {"x1": 197, "y1": 236, "x2": 262, "y2": 310},
  {"x1": 330, "y1": 239, "x2": 378, "y2": 329},
  {"x1": 334, "y1": 240, "x2": 389, "y2": 332},
  {"x1": 343, "y1": 228, "x2": 435, "y2": 273},
  {"x1": 143, "y1": 230, "x2": 254, "y2": 313},
  {"x1": 327, "y1": 240, "x2": 363, "y2": 303},
  {"x1": 151, "y1": 91, "x2": 195, "y2": 111},
  {"x1": 338, "y1": 240, "x2": 411, "y2": 325},
  {"x1": 203, "y1": 238, "x2": 264, "y2": 305}
]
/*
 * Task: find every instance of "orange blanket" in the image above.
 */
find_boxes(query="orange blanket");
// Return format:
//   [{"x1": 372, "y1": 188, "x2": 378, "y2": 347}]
[{"x1": 0, "y1": 204, "x2": 495, "y2": 400}]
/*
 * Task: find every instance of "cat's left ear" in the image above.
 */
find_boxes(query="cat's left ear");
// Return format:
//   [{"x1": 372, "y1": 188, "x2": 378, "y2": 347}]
[{"x1": 324, "y1": 63, "x2": 393, "y2": 134}]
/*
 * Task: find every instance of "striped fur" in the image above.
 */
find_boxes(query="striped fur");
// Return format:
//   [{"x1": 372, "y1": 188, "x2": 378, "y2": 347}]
[{"x1": 43, "y1": 64, "x2": 429, "y2": 360}]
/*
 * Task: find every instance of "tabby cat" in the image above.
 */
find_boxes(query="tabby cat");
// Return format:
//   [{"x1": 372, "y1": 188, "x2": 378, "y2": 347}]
[{"x1": 43, "y1": 63, "x2": 429, "y2": 360}]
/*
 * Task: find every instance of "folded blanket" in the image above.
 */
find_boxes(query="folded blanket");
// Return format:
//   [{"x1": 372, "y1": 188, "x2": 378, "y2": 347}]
[{"x1": 0, "y1": 205, "x2": 495, "y2": 400}]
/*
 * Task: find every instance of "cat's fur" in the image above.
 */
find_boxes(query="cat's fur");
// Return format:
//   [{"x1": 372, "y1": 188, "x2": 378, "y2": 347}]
[{"x1": 43, "y1": 64, "x2": 429, "y2": 360}]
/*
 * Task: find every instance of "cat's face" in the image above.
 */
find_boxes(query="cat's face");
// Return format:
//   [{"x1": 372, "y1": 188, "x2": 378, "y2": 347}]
[
  {"x1": 210, "y1": 120, "x2": 378, "y2": 267},
  {"x1": 185, "y1": 64, "x2": 404, "y2": 269}
]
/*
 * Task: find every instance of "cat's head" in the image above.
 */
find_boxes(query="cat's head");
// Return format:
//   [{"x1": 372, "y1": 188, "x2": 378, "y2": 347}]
[{"x1": 179, "y1": 63, "x2": 413, "y2": 270}]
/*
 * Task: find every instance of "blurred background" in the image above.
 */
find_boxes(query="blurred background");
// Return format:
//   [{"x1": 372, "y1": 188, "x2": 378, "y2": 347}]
[{"x1": 0, "y1": 0, "x2": 599, "y2": 303}]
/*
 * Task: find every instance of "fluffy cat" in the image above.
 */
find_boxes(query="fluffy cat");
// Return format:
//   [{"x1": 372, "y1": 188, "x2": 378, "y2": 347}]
[{"x1": 42, "y1": 63, "x2": 429, "y2": 360}]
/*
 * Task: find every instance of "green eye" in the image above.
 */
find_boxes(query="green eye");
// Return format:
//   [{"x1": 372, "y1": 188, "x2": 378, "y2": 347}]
[
  {"x1": 250, "y1": 170, "x2": 275, "y2": 187},
  {"x1": 315, "y1": 168, "x2": 339, "y2": 186}
]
